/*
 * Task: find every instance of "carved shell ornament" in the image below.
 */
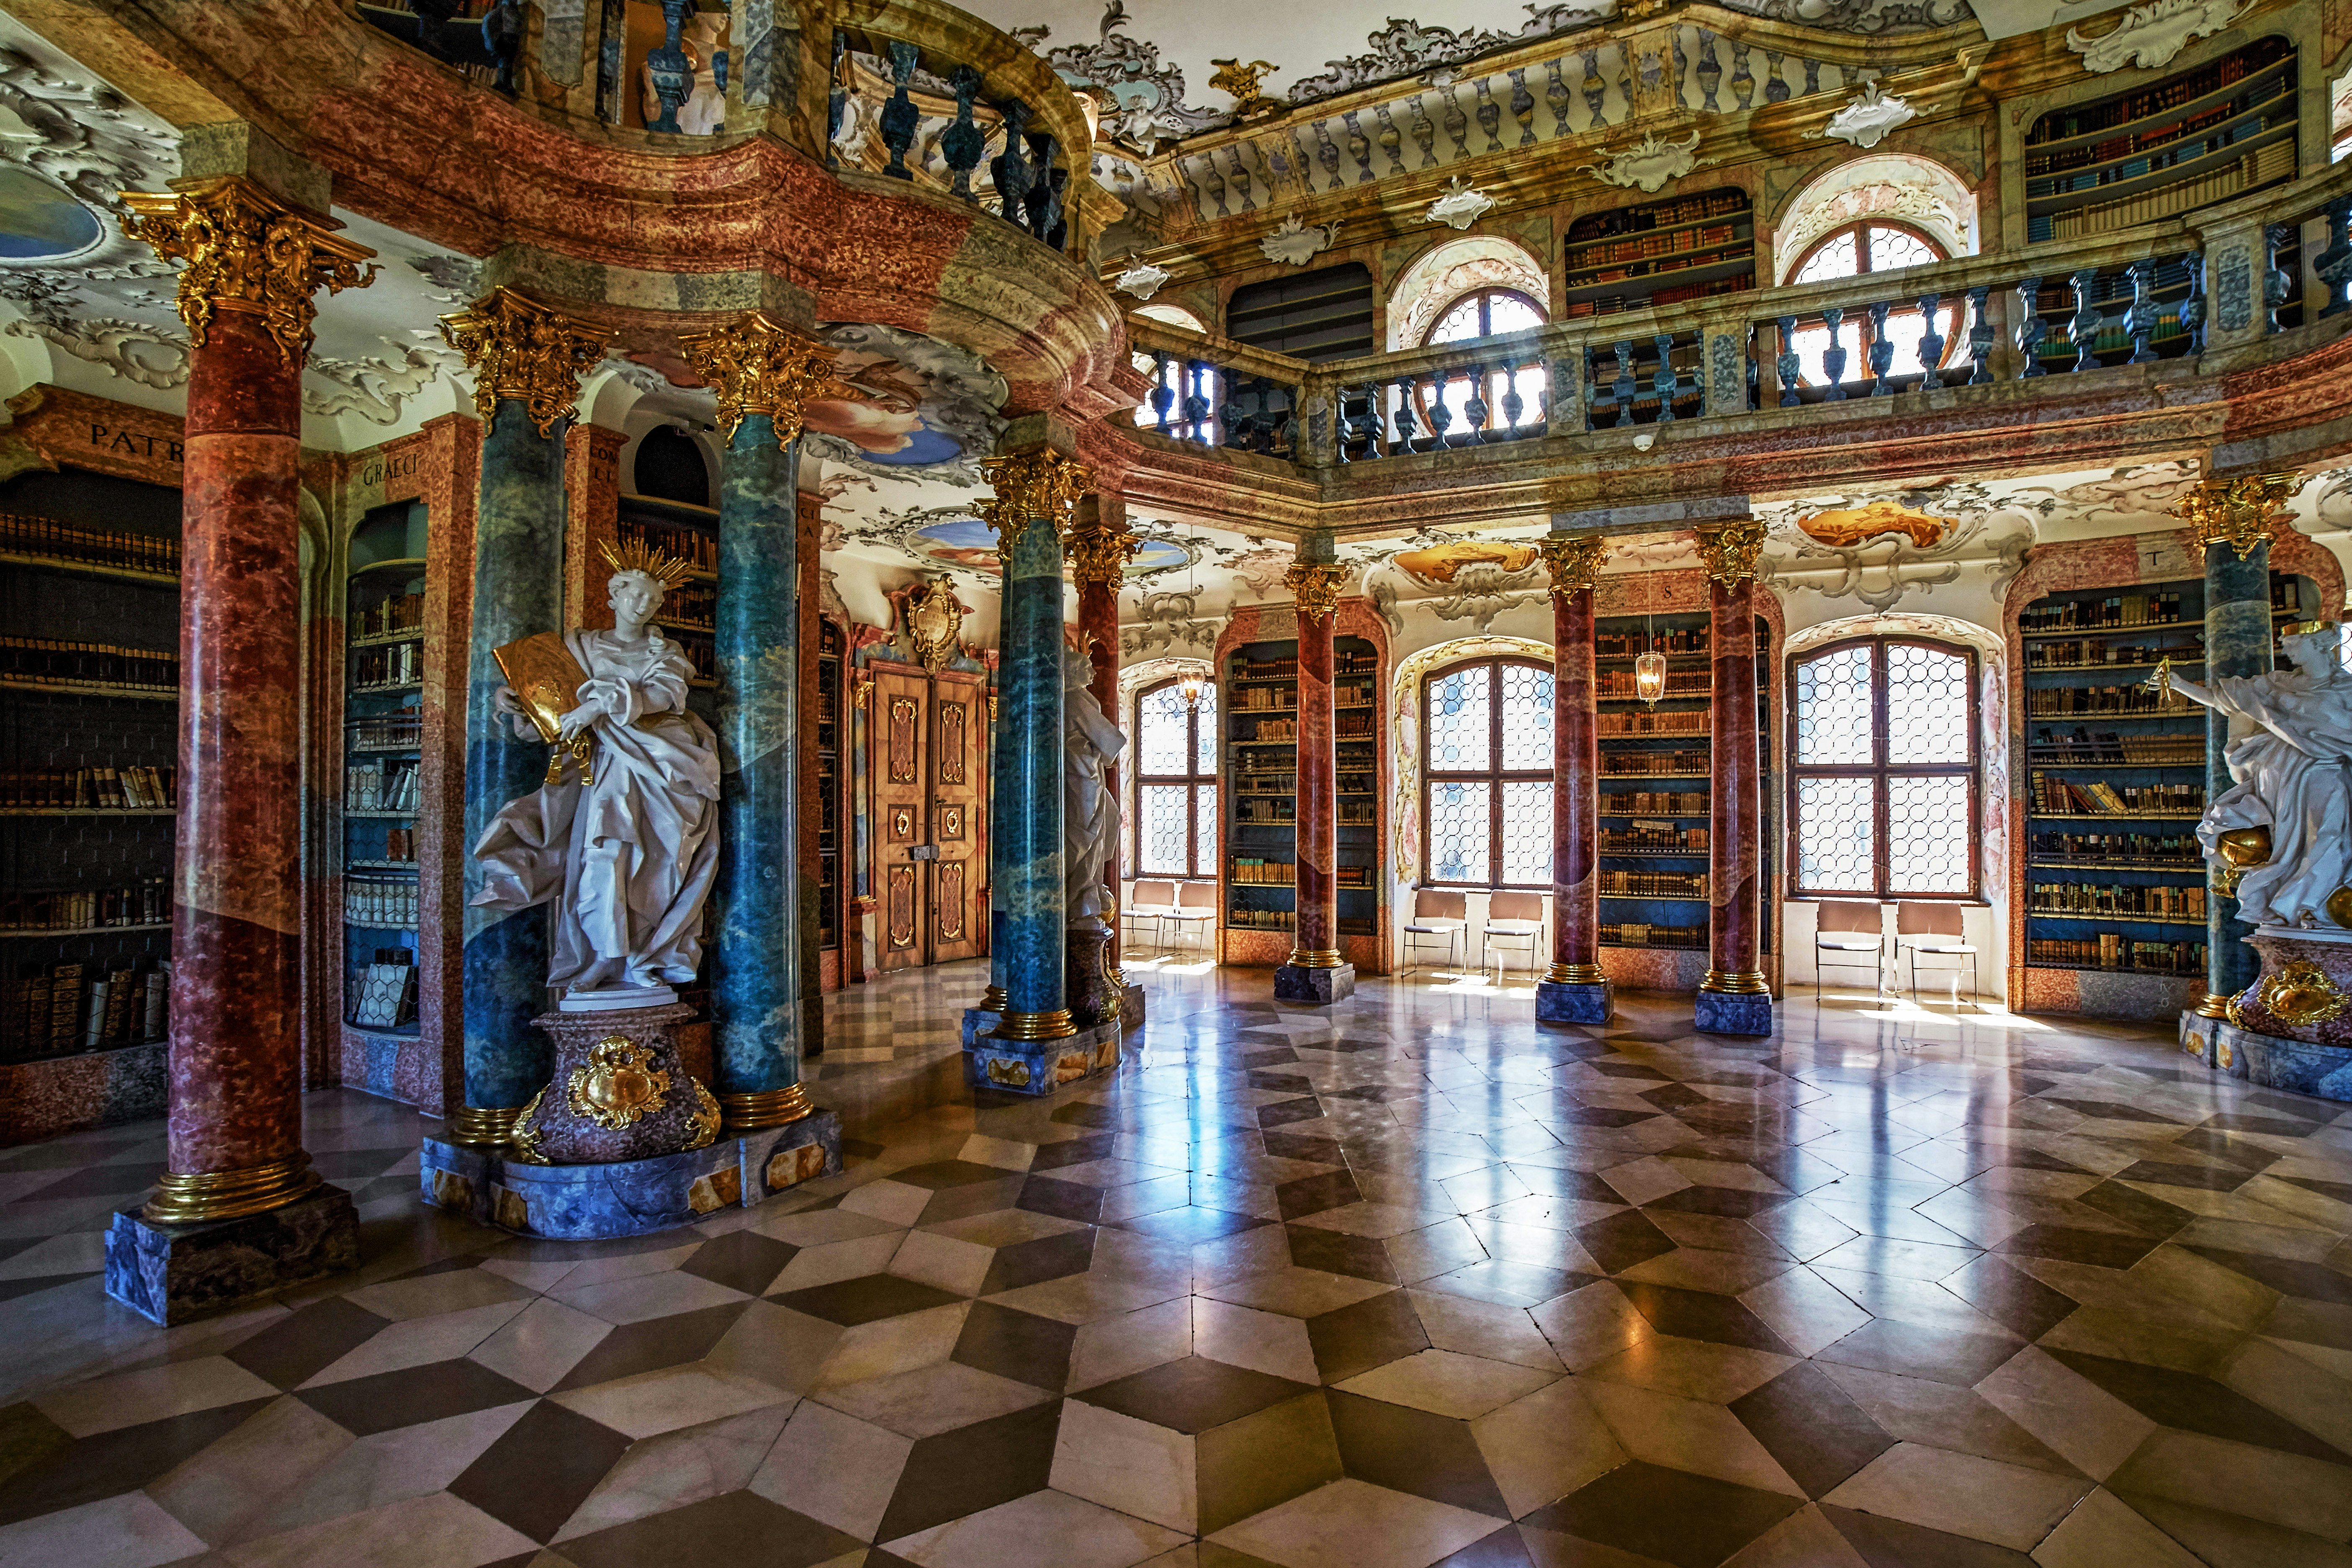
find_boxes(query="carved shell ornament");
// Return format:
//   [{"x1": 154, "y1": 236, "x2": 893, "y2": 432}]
[
  {"x1": 1423, "y1": 177, "x2": 1497, "y2": 231},
  {"x1": 1811, "y1": 80, "x2": 1917, "y2": 150},
  {"x1": 2066, "y1": 0, "x2": 2248, "y2": 74},
  {"x1": 1577, "y1": 131, "x2": 1719, "y2": 195},
  {"x1": 1261, "y1": 214, "x2": 1341, "y2": 267},
  {"x1": 1112, "y1": 260, "x2": 1171, "y2": 299}
]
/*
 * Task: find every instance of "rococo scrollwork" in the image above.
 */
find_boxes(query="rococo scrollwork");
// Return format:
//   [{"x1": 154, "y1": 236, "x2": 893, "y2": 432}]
[
  {"x1": 1538, "y1": 535, "x2": 1609, "y2": 598},
  {"x1": 1064, "y1": 514, "x2": 1143, "y2": 587},
  {"x1": 437, "y1": 285, "x2": 614, "y2": 437},
  {"x1": 118, "y1": 175, "x2": 378, "y2": 363},
  {"x1": 976, "y1": 448, "x2": 1089, "y2": 555},
  {"x1": 1695, "y1": 519, "x2": 1769, "y2": 588},
  {"x1": 1285, "y1": 561, "x2": 1348, "y2": 621},
  {"x1": 678, "y1": 311, "x2": 848, "y2": 448},
  {"x1": 2175, "y1": 472, "x2": 2307, "y2": 561}
]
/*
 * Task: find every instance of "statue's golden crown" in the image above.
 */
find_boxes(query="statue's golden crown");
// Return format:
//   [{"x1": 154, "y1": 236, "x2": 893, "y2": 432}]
[{"x1": 598, "y1": 536, "x2": 692, "y2": 587}]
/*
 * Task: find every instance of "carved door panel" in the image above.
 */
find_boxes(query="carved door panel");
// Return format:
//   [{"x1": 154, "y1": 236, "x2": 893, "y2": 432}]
[
  {"x1": 873, "y1": 666, "x2": 930, "y2": 972},
  {"x1": 929, "y1": 670, "x2": 987, "y2": 964}
]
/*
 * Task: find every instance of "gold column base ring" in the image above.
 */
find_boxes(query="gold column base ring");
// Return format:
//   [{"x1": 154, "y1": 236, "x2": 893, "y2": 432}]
[
  {"x1": 1285, "y1": 949, "x2": 1347, "y2": 969},
  {"x1": 1544, "y1": 963, "x2": 1607, "y2": 985},
  {"x1": 991, "y1": 1008, "x2": 1078, "y2": 1041},
  {"x1": 2192, "y1": 991, "x2": 2234, "y2": 1020},
  {"x1": 978, "y1": 984, "x2": 1009, "y2": 1013},
  {"x1": 1700, "y1": 969, "x2": 1772, "y2": 995},
  {"x1": 143, "y1": 1153, "x2": 322, "y2": 1225},
  {"x1": 447, "y1": 1104, "x2": 525, "y2": 1145},
  {"x1": 718, "y1": 1085, "x2": 813, "y2": 1132}
]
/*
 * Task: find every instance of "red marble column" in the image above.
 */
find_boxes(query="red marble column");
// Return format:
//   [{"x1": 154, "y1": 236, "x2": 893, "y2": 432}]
[
  {"x1": 1067, "y1": 496, "x2": 1131, "y2": 987},
  {"x1": 1536, "y1": 537, "x2": 1610, "y2": 1023},
  {"x1": 1697, "y1": 520, "x2": 1772, "y2": 1034},
  {"x1": 1277, "y1": 548, "x2": 1354, "y2": 1002}
]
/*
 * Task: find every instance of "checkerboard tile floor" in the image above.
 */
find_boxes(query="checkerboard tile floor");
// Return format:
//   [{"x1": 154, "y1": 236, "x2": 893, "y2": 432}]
[{"x1": 2, "y1": 962, "x2": 2350, "y2": 1567}]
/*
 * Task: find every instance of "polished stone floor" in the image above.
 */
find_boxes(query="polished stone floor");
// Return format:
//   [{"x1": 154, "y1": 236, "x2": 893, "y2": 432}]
[{"x1": 1, "y1": 959, "x2": 2350, "y2": 1568}]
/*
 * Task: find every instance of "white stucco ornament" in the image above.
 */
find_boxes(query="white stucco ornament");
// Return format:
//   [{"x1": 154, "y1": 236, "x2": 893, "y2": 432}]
[
  {"x1": 1113, "y1": 260, "x2": 1172, "y2": 299},
  {"x1": 1260, "y1": 214, "x2": 1342, "y2": 266},
  {"x1": 2066, "y1": 0, "x2": 2247, "y2": 73},
  {"x1": 1423, "y1": 177, "x2": 1498, "y2": 231},
  {"x1": 1814, "y1": 81, "x2": 1917, "y2": 150},
  {"x1": 1577, "y1": 130, "x2": 1719, "y2": 195}
]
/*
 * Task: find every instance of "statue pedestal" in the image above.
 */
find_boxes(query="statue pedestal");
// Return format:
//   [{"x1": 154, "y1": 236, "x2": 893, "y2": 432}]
[
  {"x1": 420, "y1": 1113, "x2": 842, "y2": 1239},
  {"x1": 516, "y1": 1002, "x2": 716, "y2": 1164},
  {"x1": 2180, "y1": 925, "x2": 2352, "y2": 1102}
]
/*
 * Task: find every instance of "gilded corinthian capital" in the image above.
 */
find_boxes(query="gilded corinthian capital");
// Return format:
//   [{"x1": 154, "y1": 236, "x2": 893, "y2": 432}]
[
  {"x1": 438, "y1": 287, "x2": 615, "y2": 438},
  {"x1": 118, "y1": 176, "x2": 377, "y2": 364},
  {"x1": 1694, "y1": 519, "x2": 1768, "y2": 588},
  {"x1": 1064, "y1": 512, "x2": 1142, "y2": 587},
  {"x1": 977, "y1": 449, "x2": 1089, "y2": 557},
  {"x1": 1539, "y1": 535, "x2": 1608, "y2": 599},
  {"x1": 2176, "y1": 472, "x2": 2306, "y2": 561},
  {"x1": 678, "y1": 312, "x2": 844, "y2": 448},
  {"x1": 1285, "y1": 561, "x2": 1348, "y2": 622}
]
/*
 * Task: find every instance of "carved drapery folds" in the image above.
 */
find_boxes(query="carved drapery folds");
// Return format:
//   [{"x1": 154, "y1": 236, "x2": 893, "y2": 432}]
[
  {"x1": 1285, "y1": 561, "x2": 1348, "y2": 622},
  {"x1": 1539, "y1": 534, "x2": 1609, "y2": 598},
  {"x1": 1695, "y1": 519, "x2": 1768, "y2": 588},
  {"x1": 118, "y1": 175, "x2": 378, "y2": 363},
  {"x1": 678, "y1": 312, "x2": 844, "y2": 448},
  {"x1": 1064, "y1": 511, "x2": 1142, "y2": 588},
  {"x1": 437, "y1": 286, "x2": 613, "y2": 437},
  {"x1": 978, "y1": 448, "x2": 1089, "y2": 557},
  {"x1": 2177, "y1": 472, "x2": 2307, "y2": 561}
]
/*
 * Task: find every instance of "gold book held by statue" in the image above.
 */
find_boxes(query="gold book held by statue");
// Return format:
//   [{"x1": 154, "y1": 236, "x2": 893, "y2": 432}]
[{"x1": 492, "y1": 632, "x2": 596, "y2": 784}]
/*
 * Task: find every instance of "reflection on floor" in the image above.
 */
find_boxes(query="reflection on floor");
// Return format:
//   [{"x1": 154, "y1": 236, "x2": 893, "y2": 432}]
[{"x1": 1, "y1": 959, "x2": 2349, "y2": 1568}]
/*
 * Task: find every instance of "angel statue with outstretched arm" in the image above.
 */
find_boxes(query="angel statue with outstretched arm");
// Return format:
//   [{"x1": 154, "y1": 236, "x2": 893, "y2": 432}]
[
  {"x1": 2149, "y1": 619, "x2": 2352, "y2": 930},
  {"x1": 471, "y1": 539, "x2": 722, "y2": 1000}
]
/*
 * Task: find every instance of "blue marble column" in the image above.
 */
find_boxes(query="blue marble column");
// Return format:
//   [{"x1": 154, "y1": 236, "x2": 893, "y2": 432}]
[
  {"x1": 2204, "y1": 537, "x2": 2271, "y2": 1013},
  {"x1": 990, "y1": 509, "x2": 1071, "y2": 1039},
  {"x1": 459, "y1": 404, "x2": 568, "y2": 1135},
  {"x1": 709, "y1": 414, "x2": 808, "y2": 1126},
  {"x1": 981, "y1": 662, "x2": 1012, "y2": 1013}
]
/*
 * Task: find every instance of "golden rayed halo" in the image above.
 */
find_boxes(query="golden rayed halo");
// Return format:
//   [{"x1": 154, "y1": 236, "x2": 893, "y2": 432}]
[
  {"x1": 2284, "y1": 619, "x2": 2342, "y2": 637},
  {"x1": 599, "y1": 537, "x2": 692, "y2": 587}
]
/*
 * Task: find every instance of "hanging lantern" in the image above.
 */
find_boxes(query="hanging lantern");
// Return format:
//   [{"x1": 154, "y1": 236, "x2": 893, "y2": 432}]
[
  {"x1": 1178, "y1": 669, "x2": 1206, "y2": 712},
  {"x1": 1634, "y1": 649, "x2": 1667, "y2": 705}
]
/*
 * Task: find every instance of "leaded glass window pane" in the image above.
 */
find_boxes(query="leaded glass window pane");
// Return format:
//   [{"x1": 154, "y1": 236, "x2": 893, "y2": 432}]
[
  {"x1": 1888, "y1": 775, "x2": 1970, "y2": 893},
  {"x1": 1192, "y1": 682, "x2": 1219, "y2": 775},
  {"x1": 1886, "y1": 643, "x2": 1970, "y2": 763},
  {"x1": 1428, "y1": 666, "x2": 1492, "y2": 770},
  {"x1": 1430, "y1": 781, "x2": 1491, "y2": 884},
  {"x1": 1796, "y1": 776, "x2": 1875, "y2": 891},
  {"x1": 1794, "y1": 231, "x2": 1860, "y2": 284},
  {"x1": 1866, "y1": 225, "x2": 1939, "y2": 272},
  {"x1": 1499, "y1": 664, "x2": 1555, "y2": 771},
  {"x1": 1193, "y1": 784, "x2": 1217, "y2": 869},
  {"x1": 1137, "y1": 684, "x2": 1189, "y2": 776},
  {"x1": 1794, "y1": 646, "x2": 1873, "y2": 764},
  {"x1": 1140, "y1": 784, "x2": 1189, "y2": 874},
  {"x1": 1500, "y1": 781, "x2": 1552, "y2": 885}
]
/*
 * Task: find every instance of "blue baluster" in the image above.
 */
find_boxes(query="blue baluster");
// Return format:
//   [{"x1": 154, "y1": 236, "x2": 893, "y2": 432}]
[
  {"x1": 2316, "y1": 195, "x2": 2352, "y2": 319},
  {"x1": 1611, "y1": 340, "x2": 1637, "y2": 429},
  {"x1": 1181, "y1": 359, "x2": 1211, "y2": 442},
  {"x1": 1150, "y1": 351, "x2": 1174, "y2": 434},
  {"x1": 826, "y1": 28, "x2": 847, "y2": 165},
  {"x1": 877, "y1": 41, "x2": 920, "y2": 178},
  {"x1": 1820, "y1": 308, "x2": 1848, "y2": 402},
  {"x1": 2068, "y1": 267, "x2": 2104, "y2": 373},
  {"x1": 1915, "y1": 295, "x2": 1944, "y2": 391},
  {"x1": 1463, "y1": 362, "x2": 1489, "y2": 443},
  {"x1": 1966, "y1": 286, "x2": 1994, "y2": 385},
  {"x1": 941, "y1": 66, "x2": 985, "y2": 201},
  {"x1": 2177, "y1": 254, "x2": 2207, "y2": 354},
  {"x1": 991, "y1": 100, "x2": 1032, "y2": 226},
  {"x1": 1426, "y1": 369, "x2": 1454, "y2": 447},
  {"x1": 1392, "y1": 375, "x2": 1420, "y2": 452},
  {"x1": 2015, "y1": 277, "x2": 2047, "y2": 379},
  {"x1": 2123, "y1": 258, "x2": 2160, "y2": 364},
  {"x1": 1498, "y1": 356, "x2": 1523, "y2": 432},
  {"x1": 1220, "y1": 376, "x2": 1250, "y2": 450},
  {"x1": 1776, "y1": 314, "x2": 1801, "y2": 407},
  {"x1": 2263, "y1": 223, "x2": 2295, "y2": 333},
  {"x1": 1866, "y1": 302, "x2": 1893, "y2": 396},
  {"x1": 1651, "y1": 333, "x2": 1678, "y2": 421}
]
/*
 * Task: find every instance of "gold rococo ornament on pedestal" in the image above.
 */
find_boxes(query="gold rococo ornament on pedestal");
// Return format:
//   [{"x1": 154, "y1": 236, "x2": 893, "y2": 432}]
[
  {"x1": 1285, "y1": 561, "x2": 1348, "y2": 621},
  {"x1": 438, "y1": 286, "x2": 615, "y2": 437},
  {"x1": 1538, "y1": 534, "x2": 1609, "y2": 599},
  {"x1": 2237, "y1": 959, "x2": 2352, "y2": 1028},
  {"x1": 2176, "y1": 472, "x2": 2306, "y2": 561},
  {"x1": 677, "y1": 312, "x2": 851, "y2": 449},
  {"x1": 1694, "y1": 519, "x2": 1768, "y2": 588},
  {"x1": 120, "y1": 175, "x2": 378, "y2": 364}
]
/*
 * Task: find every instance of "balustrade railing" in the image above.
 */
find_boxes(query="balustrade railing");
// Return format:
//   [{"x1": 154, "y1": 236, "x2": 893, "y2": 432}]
[
  {"x1": 1128, "y1": 320, "x2": 1303, "y2": 459},
  {"x1": 1584, "y1": 331, "x2": 1706, "y2": 428}
]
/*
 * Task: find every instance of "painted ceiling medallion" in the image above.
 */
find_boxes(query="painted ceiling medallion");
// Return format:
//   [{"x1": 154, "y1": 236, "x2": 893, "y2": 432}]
[
  {"x1": 1815, "y1": 80, "x2": 1917, "y2": 149},
  {"x1": 1261, "y1": 214, "x2": 1341, "y2": 266},
  {"x1": 1113, "y1": 260, "x2": 1171, "y2": 299},
  {"x1": 1577, "y1": 130, "x2": 1719, "y2": 194},
  {"x1": 2066, "y1": 0, "x2": 2247, "y2": 74},
  {"x1": 1423, "y1": 177, "x2": 1497, "y2": 230}
]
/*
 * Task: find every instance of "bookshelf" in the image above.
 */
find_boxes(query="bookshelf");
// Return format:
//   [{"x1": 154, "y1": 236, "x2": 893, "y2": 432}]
[
  {"x1": 1222, "y1": 636, "x2": 1382, "y2": 951},
  {"x1": 2024, "y1": 37, "x2": 2297, "y2": 243},
  {"x1": 0, "y1": 479, "x2": 183, "y2": 1073},
  {"x1": 341, "y1": 503, "x2": 427, "y2": 1039},
  {"x1": 2018, "y1": 569, "x2": 2310, "y2": 1009},
  {"x1": 1562, "y1": 188, "x2": 1755, "y2": 320},
  {"x1": 1592, "y1": 610, "x2": 1773, "y2": 979}
]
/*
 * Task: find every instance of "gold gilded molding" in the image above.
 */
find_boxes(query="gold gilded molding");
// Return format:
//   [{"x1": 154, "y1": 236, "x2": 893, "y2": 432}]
[
  {"x1": 438, "y1": 286, "x2": 614, "y2": 438},
  {"x1": 566, "y1": 1035, "x2": 673, "y2": 1129},
  {"x1": 509, "y1": 1088, "x2": 548, "y2": 1163},
  {"x1": 978, "y1": 449, "x2": 1089, "y2": 559},
  {"x1": 1065, "y1": 514, "x2": 1143, "y2": 588},
  {"x1": 906, "y1": 575, "x2": 965, "y2": 673},
  {"x1": 119, "y1": 176, "x2": 377, "y2": 364},
  {"x1": 682, "y1": 1081, "x2": 721, "y2": 1151},
  {"x1": 1700, "y1": 968, "x2": 1772, "y2": 994},
  {"x1": 1285, "y1": 561, "x2": 1347, "y2": 621},
  {"x1": 143, "y1": 1152, "x2": 324, "y2": 1224},
  {"x1": 718, "y1": 1083, "x2": 813, "y2": 1132},
  {"x1": 1538, "y1": 535, "x2": 1608, "y2": 599},
  {"x1": 448, "y1": 1103, "x2": 524, "y2": 1145},
  {"x1": 2250, "y1": 959, "x2": 2349, "y2": 1027},
  {"x1": 678, "y1": 312, "x2": 846, "y2": 448},
  {"x1": 1694, "y1": 519, "x2": 1768, "y2": 589},
  {"x1": 2177, "y1": 473, "x2": 2306, "y2": 560}
]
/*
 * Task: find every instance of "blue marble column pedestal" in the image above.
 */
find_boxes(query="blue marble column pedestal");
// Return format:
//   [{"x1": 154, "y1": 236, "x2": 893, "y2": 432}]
[
  {"x1": 104, "y1": 1186, "x2": 358, "y2": 1325},
  {"x1": 1274, "y1": 963, "x2": 1356, "y2": 1003},
  {"x1": 1693, "y1": 989, "x2": 1773, "y2": 1036},
  {"x1": 1535, "y1": 979, "x2": 1613, "y2": 1024},
  {"x1": 419, "y1": 1112, "x2": 843, "y2": 1238},
  {"x1": 963, "y1": 1020, "x2": 1122, "y2": 1094},
  {"x1": 2179, "y1": 1010, "x2": 2352, "y2": 1101}
]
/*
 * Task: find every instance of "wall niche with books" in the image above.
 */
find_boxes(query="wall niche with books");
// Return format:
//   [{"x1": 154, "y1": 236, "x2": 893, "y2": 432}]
[{"x1": 0, "y1": 469, "x2": 182, "y2": 1141}]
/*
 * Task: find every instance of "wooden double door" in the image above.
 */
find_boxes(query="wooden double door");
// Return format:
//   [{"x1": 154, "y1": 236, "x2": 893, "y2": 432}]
[{"x1": 872, "y1": 663, "x2": 988, "y2": 970}]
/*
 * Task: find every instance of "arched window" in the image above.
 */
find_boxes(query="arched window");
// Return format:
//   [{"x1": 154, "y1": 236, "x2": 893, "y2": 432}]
[
  {"x1": 1134, "y1": 677, "x2": 1218, "y2": 877},
  {"x1": 1423, "y1": 657, "x2": 1554, "y2": 887},
  {"x1": 1784, "y1": 221, "x2": 1961, "y2": 392},
  {"x1": 1426, "y1": 288, "x2": 1547, "y2": 344},
  {"x1": 1417, "y1": 289, "x2": 1548, "y2": 437},
  {"x1": 1789, "y1": 638, "x2": 1978, "y2": 898}
]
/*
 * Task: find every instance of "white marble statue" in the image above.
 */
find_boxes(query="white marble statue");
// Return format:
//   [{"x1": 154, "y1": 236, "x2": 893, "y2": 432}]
[
  {"x1": 473, "y1": 556, "x2": 722, "y2": 1002},
  {"x1": 2159, "y1": 620, "x2": 2352, "y2": 929},
  {"x1": 1064, "y1": 638, "x2": 1126, "y2": 930}
]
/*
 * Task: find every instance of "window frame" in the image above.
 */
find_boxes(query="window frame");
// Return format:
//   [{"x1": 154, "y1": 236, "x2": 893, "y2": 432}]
[
  {"x1": 1132, "y1": 675, "x2": 1217, "y2": 879},
  {"x1": 1421, "y1": 654, "x2": 1555, "y2": 890},
  {"x1": 1788, "y1": 219, "x2": 1948, "y2": 284},
  {"x1": 1785, "y1": 635, "x2": 1981, "y2": 901},
  {"x1": 1420, "y1": 286, "x2": 1549, "y2": 347}
]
